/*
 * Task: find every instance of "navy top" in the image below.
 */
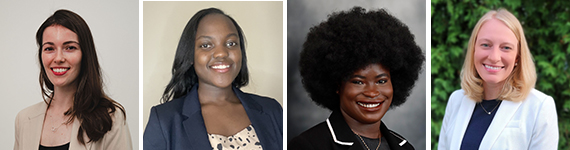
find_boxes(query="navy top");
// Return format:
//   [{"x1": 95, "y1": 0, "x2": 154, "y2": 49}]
[{"x1": 460, "y1": 99, "x2": 501, "y2": 150}]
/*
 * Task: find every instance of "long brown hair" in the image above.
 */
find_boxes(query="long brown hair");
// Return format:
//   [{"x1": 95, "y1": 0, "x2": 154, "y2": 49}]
[{"x1": 36, "y1": 9, "x2": 126, "y2": 145}]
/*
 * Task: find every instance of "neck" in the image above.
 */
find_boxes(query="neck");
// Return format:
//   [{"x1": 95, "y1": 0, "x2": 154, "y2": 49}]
[
  {"x1": 50, "y1": 84, "x2": 77, "y2": 112},
  {"x1": 341, "y1": 110, "x2": 382, "y2": 139},
  {"x1": 197, "y1": 82, "x2": 239, "y2": 104},
  {"x1": 482, "y1": 81, "x2": 504, "y2": 100}
]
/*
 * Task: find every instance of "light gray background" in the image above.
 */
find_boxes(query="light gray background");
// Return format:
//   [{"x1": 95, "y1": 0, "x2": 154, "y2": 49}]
[
  {"x1": 0, "y1": 0, "x2": 139, "y2": 149},
  {"x1": 287, "y1": 0, "x2": 426, "y2": 149}
]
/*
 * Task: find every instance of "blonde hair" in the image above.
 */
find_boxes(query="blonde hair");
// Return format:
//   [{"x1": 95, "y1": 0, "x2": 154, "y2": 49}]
[{"x1": 460, "y1": 8, "x2": 536, "y2": 102}]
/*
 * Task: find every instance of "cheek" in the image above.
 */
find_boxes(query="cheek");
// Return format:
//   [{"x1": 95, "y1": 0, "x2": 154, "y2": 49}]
[{"x1": 232, "y1": 50, "x2": 242, "y2": 66}]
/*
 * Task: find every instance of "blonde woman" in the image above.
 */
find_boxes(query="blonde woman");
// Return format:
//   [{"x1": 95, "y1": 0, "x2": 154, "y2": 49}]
[{"x1": 438, "y1": 9, "x2": 558, "y2": 150}]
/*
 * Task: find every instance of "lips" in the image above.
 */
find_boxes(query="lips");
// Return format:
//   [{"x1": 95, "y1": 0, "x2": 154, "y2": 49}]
[
  {"x1": 483, "y1": 64, "x2": 504, "y2": 73},
  {"x1": 356, "y1": 100, "x2": 384, "y2": 111},
  {"x1": 210, "y1": 64, "x2": 231, "y2": 73},
  {"x1": 51, "y1": 67, "x2": 69, "y2": 76}
]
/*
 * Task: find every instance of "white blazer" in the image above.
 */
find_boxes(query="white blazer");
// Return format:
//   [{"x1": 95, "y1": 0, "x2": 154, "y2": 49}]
[{"x1": 438, "y1": 89, "x2": 558, "y2": 150}]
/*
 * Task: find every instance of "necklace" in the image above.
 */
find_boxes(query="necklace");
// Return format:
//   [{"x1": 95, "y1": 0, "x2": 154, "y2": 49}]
[
  {"x1": 51, "y1": 122, "x2": 66, "y2": 132},
  {"x1": 480, "y1": 100, "x2": 502, "y2": 115},
  {"x1": 354, "y1": 132, "x2": 380, "y2": 150}
]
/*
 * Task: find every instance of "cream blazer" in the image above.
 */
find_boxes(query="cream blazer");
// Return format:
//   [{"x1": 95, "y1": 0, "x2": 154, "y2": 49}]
[
  {"x1": 438, "y1": 89, "x2": 558, "y2": 150},
  {"x1": 14, "y1": 102, "x2": 132, "y2": 150}
]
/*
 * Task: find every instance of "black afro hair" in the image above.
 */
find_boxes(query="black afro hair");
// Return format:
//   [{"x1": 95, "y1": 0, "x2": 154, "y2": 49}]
[{"x1": 299, "y1": 6, "x2": 425, "y2": 111}]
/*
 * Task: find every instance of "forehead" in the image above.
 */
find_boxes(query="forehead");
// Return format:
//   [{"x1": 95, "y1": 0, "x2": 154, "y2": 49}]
[
  {"x1": 196, "y1": 14, "x2": 238, "y2": 36},
  {"x1": 477, "y1": 18, "x2": 517, "y2": 43},
  {"x1": 42, "y1": 25, "x2": 78, "y2": 42}
]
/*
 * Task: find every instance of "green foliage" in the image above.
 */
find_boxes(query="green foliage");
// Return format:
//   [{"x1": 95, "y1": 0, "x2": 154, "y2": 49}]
[{"x1": 431, "y1": 0, "x2": 570, "y2": 149}]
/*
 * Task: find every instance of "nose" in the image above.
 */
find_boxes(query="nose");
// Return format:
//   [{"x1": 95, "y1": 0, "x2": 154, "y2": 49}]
[
  {"x1": 54, "y1": 49, "x2": 66, "y2": 63},
  {"x1": 362, "y1": 85, "x2": 380, "y2": 98},
  {"x1": 488, "y1": 47, "x2": 500, "y2": 63},
  {"x1": 213, "y1": 45, "x2": 229, "y2": 59}
]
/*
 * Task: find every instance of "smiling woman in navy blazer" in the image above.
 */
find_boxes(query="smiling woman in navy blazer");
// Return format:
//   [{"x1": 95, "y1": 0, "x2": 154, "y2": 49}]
[{"x1": 143, "y1": 8, "x2": 283, "y2": 150}]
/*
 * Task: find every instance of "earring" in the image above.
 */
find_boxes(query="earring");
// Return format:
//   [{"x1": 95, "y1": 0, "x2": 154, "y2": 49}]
[{"x1": 515, "y1": 62, "x2": 518, "y2": 66}]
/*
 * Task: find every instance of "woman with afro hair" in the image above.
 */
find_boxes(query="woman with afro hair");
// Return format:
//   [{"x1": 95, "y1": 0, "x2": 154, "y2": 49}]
[{"x1": 289, "y1": 6, "x2": 424, "y2": 150}]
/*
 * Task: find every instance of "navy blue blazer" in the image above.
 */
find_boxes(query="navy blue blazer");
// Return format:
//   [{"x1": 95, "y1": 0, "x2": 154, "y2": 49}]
[{"x1": 143, "y1": 86, "x2": 283, "y2": 150}]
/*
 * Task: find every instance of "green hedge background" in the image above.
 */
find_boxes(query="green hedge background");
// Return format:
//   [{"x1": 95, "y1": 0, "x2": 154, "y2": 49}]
[{"x1": 431, "y1": 0, "x2": 570, "y2": 149}]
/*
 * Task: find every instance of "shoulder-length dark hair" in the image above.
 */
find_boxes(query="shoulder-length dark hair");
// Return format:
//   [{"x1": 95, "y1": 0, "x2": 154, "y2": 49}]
[
  {"x1": 161, "y1": 8, "x2": 249, "y2": 103},
  {"x1": 36, "y1": 9, "x2": 126, "y2": 145}
]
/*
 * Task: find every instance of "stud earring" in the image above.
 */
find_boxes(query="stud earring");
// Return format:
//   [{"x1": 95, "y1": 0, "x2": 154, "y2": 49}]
[{"x1": 515, "y1": 62, "x2": 518, "y2": 66}]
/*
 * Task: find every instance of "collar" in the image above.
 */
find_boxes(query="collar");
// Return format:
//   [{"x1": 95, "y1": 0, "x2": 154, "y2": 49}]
[{"x1": 326, "y1": 111, "x2": 410, "y2": 149}]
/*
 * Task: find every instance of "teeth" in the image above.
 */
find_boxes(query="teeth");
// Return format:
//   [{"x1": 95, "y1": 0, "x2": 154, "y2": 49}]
[
  {"x1": 53, "y1": 68, "x2": 68, "y2": 73},
  {"x1": 211, "y1": 65, "x2": 230, "y2": 69},
  {"x1": 484, "y1": 64, "x2": 501, "y2": 70},
  {"x1": 357, "y1": 102, "x2": 380, "y2": 108}
]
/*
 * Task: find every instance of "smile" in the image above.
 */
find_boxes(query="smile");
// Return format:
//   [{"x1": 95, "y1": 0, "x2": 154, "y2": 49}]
[
  {"x1": 51, "y1": 67, "x2": 69, "y2": 76},
  {"x1": 484, "y1": 64, "x2": 503, "y2": 70},
  {"x1": 357, "y1": 102, "x2": 382, "y2": 108},
  {"x1": 211, "y1": 65, "x2": 230, "y2": 69}
]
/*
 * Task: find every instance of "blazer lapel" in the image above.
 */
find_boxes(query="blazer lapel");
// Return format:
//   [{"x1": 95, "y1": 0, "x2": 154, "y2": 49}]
[
  {"x1": 69, "y1": 117, "x2": 91, "y2": 150},
  {"x1": 234, "y1": 87, "x2": 277, "y2": 149},
  {"x1": 449, "y1": 96, "x2": 476, "y2": 149},
  {"x1": 181, "y1": 86, "x2": 211, "y2": 149},
  {"x1": 23, "y1": 103, "x2": 46, "y2": 150},
  {"x1": 479, "y1": 100, "x2": 521, "y2": 150}
]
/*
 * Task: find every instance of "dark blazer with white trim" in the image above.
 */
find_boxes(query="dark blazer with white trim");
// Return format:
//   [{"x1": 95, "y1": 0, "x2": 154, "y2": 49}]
[
  {"x1": 289, "y1": 111, "x2": 414, "y2": 150},
  {"x1": 143, "y1": 85, "x2": 283, "y2": 150}
]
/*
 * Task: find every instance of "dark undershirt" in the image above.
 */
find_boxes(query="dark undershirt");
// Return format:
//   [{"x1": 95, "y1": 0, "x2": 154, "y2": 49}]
[
  {"x1": 460, "y1": 99, "x2": 501, "y2": 150},
  {"x1": 39, "y1": 142, "x2": 70, "y2": 150}
]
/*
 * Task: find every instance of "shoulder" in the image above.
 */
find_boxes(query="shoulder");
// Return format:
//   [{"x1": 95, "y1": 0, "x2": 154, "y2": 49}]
[
  {"x1": 385, "y1": 129, "x2": 415, "y2": 150},
  {"x1": 447, "y1": 89, "x2": 468, "y2": 107},
  {"x1": 243, "y1": 92, "x2": 283, "y2": 112},
  {"x1": 151, "y1": 95, "x2": 187, "y2": 117},
  {"x1": 525, "y1": 89, "x2": 553, "y2": 103},
  {"x1": 289, "y1": 122, "x2": 330, "y2": 149},
  {"x1": 16, "y1": 102, "x2": 47, "y2": 121}
]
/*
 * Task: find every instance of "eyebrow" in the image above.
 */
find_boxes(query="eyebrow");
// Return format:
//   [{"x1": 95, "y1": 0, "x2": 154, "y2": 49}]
[
  {"x1": 42, "y1": 41, "x2": 80, "y2": 46},
  {"x1": 352, "y1": 73, "x2": 389, "y2": 79},
  {"x1": 195, "y1": 33, "x2": 239, "y2": 40}
]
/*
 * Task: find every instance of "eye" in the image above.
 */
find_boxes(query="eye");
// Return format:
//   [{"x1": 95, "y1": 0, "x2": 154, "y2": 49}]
[
  {"x1": 502, "y1": 46, "x2": 512, "y2": 50},
  {"x1": 199, "y1": 44, "x2": 212, "y2": 49},
  {"x1": 481, "y1": 43, "x2": 490, "y2": 47},
  {"x1": 43, "y1": 47, "x2": 54, "y2": 51},
  {"x1": 66, "y1": 46, "x2": 78, "y2": 50},
  {"x1": 351, "y1": 80, "x2": 364, "y2": 85},
  {"x1": 376, "y1": 79, "x2": 387, "y2": 84},
  {"x1": 226, "y1": 41, "x2": 238, "y2": 47}
]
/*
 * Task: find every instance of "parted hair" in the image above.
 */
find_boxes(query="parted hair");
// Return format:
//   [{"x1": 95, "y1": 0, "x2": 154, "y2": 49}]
[
  {"x1": 161, "y1": 8, "x2": 249, "y2": 103},
  {"x1": 461, "y1": 8, "x2": 536, "y2": 102},
  {"x1": 299, "y1": 7, "x2": 425, "y2": 111},
  {"x1": 36, "y1": 9, "x2": 126, "y2": 144}
]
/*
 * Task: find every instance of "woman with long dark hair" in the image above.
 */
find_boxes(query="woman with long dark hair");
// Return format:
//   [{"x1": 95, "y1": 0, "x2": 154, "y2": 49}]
[
  {"x1": 14, "y1": 9, "x2": 131, "y2": 149},
  {"x1": 143, "y1": 8, "x2": 282, "y2": 150}
]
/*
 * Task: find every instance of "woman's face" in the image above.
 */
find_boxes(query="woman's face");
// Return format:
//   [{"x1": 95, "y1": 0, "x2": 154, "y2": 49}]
[
  {"x1": 474, "y1": 18, "x2": 518, "y2": 85},
  {"x1": 41, "y1": 25, "x2": 82, "y2": 88},
  {"x1": 339, "y1": 63, "x2": 393, "y2": 124},
  {"x1": 194, "y1": 14, "x2": 242, "y2": 89}
]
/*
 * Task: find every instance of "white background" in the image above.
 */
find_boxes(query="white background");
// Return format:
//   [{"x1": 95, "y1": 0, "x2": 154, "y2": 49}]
[{"x1": 0, "y1": 0, "x2": 139, "y2": 149}]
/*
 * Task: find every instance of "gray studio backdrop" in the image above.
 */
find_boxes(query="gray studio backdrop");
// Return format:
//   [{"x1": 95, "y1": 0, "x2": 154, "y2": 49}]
[{"x1": 287, "y1": 0, "x2": 426, "y2": 149}]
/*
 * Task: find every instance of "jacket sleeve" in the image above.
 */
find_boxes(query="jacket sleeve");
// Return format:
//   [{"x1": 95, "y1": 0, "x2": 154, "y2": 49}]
[
  {"x1": 143, "y1": 106, "x2": 167, "y2": 150},
  {"x1": 14, "y1": 111, "x2": 21, "y2": 150},
  {"x1": 98, "y1": 109, "x2": 133, "y2": 150},
  {"x1": 438, "y1": 90, "x2": 462, "y2": 150},
  {"x1": 528, "y1": 96, "x2": 558, "y2": 149}
]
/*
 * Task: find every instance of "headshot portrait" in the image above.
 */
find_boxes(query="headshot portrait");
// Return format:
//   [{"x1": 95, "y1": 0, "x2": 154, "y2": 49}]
[
  {"x1": 287, "y1": 0, "x2": 426, "y2": 150},
  {"x1": 0, "y1": 0, "x2": 138, "y2": 149},
  {"x1": 431, "y1": 1, "x2": 570, "y2": 150},
  {"x1": 142, "y1": 1, "x2": 283, "y2": 150}
]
